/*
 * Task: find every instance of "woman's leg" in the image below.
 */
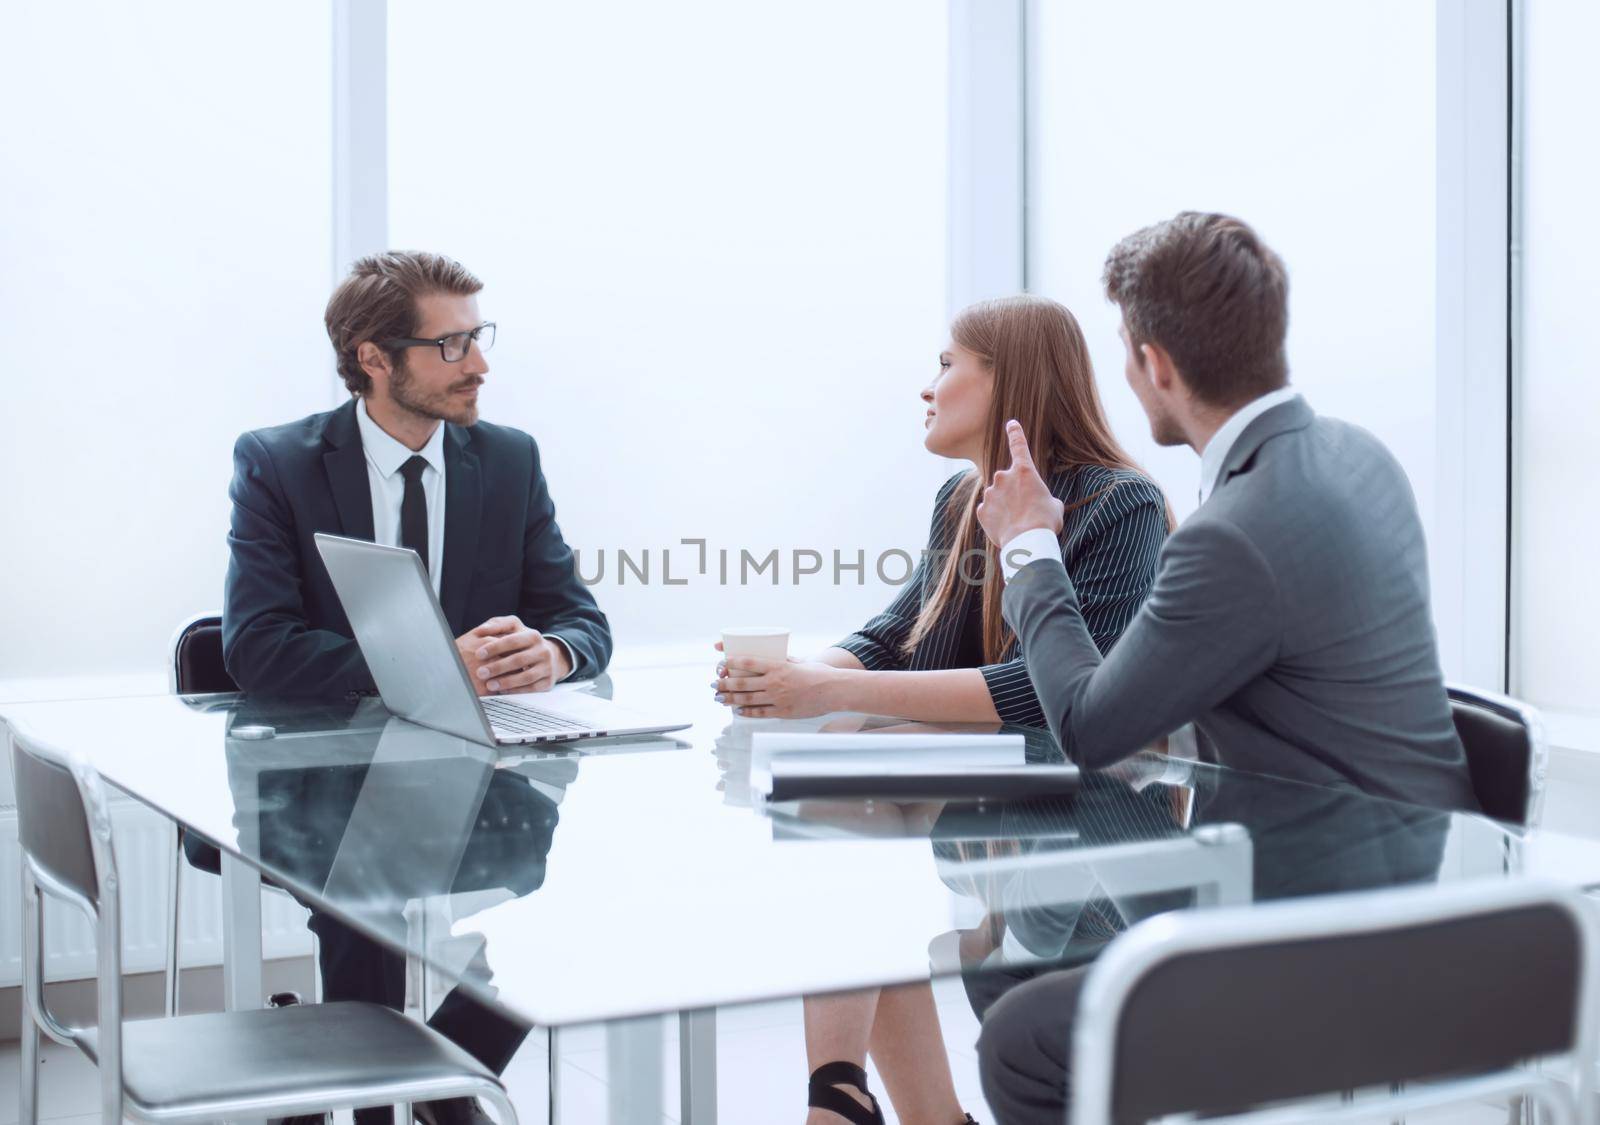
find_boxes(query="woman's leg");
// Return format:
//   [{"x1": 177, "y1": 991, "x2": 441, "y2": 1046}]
[
  {"x1": 805, "y1": 988, "x2": 883, "y2": 1123},
  {"x1": 801, "y1": 800, "x2": 965, "y2": 1123},
  {"x1": 802, "y1": 981, "x2": 970, "y2": 1124},
  {"x1": 867, "y1": 982, "x2": 967, "y2": 1125}
]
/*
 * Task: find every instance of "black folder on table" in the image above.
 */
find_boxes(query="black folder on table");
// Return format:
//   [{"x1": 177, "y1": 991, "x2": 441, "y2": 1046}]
[{"x1": 762, "y1": 761, "x2": 1081, "y2": 803}]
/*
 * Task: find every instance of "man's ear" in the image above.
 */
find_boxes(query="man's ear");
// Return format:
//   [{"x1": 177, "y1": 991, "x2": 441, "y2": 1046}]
[
  {"x1": 356, "y1": 341, "x2": 391, "y2": 386},
  {"x1": 1141, "y1": 341, "x2": 1180, "y2": 394}
]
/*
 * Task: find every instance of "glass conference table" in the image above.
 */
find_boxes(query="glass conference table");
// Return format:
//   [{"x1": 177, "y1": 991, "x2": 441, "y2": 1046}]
[{"x1": 7, "y1": 662, "x2": 1600, "y2": 1124}]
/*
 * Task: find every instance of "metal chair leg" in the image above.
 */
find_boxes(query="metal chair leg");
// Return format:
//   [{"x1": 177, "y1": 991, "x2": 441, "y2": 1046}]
[
  {"x1": 20, "y1": 1009, "x2": 40, "y2": 1125},
  {"x1": 548, "y1": 1027, "x2": 561, "y2": 1125},
  {"x1": 166, "y1": 824, "x2": 182, "y2": 1017},
  {"x1": 21, "y1": 871, "x2": 43, "y2": 1125},
  {"x1": 101, "y1": 1064, "x2": 122, "y2": 1125}
]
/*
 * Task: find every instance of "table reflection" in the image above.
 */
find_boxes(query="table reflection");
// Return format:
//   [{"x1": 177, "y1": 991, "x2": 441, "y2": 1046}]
[
  {"x1": 763, "y1": 744, "x2": 1455, "y2": 1022},
  {"x1": 188, "y1": 697, "x2": 586, "y2": 1102}
]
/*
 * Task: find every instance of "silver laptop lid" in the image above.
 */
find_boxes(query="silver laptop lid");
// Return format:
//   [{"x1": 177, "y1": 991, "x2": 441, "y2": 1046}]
[{"x1": 314, "y1": 533, "x2": 496, "y2": 744}]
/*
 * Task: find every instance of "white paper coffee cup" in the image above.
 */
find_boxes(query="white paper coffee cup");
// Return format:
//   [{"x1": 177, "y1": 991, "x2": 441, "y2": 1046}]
[{"x1": 721, "y1": 626, "x2": 790, "y2": 665}]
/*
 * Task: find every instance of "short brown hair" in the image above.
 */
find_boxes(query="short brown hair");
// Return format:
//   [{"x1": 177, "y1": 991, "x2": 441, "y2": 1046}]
[
  {"x1": 1102, "y1": 212, "x2": 1289, "y2": 408},
  {"x1": 324, "y1": 251, "x2": 483, "y2": 396}
]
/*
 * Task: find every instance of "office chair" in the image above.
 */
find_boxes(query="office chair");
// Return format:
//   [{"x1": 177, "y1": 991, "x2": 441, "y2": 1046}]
[
  {"x1": 1070, "y1": 878, "x2": 1597, "y2": 1125},
  {"x1": 170, "y1": 613, "x2": 239, "y2": 698},
  {"x1": 9, "y1": 725, "x2": 519, "y2": 1125},
  {"x1": 1449, "y1": 682, "x2": 1549, "y2": 829}
]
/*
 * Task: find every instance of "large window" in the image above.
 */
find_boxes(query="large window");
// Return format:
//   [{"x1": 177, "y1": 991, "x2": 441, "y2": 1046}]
[
  {"x1": 1028, "y1": 1, "x2": 1441, "y2": 629},
  {"x1": 6, "y1": 1, "x2": 1525, "y2": 700},
  {"x1": 0, "y1": 4, "x2": 333, "y2": 689},
  {"x1": 387, "y1": 0, "x2": 951, "y2": 652},
  {"x1": 1513, "y1": 1, "x2": 1600, "y2": 719}
]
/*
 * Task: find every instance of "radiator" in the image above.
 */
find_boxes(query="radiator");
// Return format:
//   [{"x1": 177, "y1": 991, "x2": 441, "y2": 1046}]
[{"x1": 0, "y1": 796, "x2": 314, "y2": 986}]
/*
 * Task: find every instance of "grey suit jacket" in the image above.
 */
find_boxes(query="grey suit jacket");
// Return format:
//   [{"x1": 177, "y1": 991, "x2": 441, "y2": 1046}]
[{"x1": 1003, "y1": 396, "x2": 1477, "y2": 811}]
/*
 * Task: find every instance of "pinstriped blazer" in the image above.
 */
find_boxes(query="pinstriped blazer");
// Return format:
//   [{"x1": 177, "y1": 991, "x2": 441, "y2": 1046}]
[{"x1": 836, "y1": 466, "x2": 1166, "y2": 727}]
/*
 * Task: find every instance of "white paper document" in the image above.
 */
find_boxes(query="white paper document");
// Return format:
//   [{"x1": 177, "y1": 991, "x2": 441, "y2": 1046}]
[{"x1": 749, "y1": 732, "x2": 1025, "y2": 794}]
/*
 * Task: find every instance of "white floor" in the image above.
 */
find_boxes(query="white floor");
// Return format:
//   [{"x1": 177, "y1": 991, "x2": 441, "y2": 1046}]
[{"x1": 512, "y1": 977, "x2": 991, "y2": 1125}]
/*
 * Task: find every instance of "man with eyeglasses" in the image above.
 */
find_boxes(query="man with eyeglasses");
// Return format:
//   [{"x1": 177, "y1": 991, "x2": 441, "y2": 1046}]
[{"x1": 222, "y1": 250, "x2": 611, "y2": 1125}]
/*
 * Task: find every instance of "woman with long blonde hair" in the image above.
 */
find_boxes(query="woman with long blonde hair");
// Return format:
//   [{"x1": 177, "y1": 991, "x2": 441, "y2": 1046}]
[{"x1": 712, "y1": 295, "x2": 1169, "y2": 1123}]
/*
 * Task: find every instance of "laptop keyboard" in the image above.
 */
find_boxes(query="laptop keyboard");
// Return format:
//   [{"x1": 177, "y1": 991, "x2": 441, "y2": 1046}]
[{"x1": 482, "y1": 697, "x2": 595, "y2": 738}]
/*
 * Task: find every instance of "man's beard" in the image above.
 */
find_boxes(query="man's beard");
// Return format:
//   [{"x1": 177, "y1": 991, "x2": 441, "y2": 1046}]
[
  {"x1": 1146, "y1": 400, "x2": 1186, "y2": 447},
  {"x1": 390, "y1": 356, "x2": 481, "y2": 426},
  {"x1": 1151, "y1": 412, "x2": 1186, "y2": 447}
]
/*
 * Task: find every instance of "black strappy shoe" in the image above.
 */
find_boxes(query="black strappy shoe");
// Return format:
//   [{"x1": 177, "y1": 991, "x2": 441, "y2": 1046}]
[{"x1": 807, "y1": 1061, "x2": 885, "y2": 1124}]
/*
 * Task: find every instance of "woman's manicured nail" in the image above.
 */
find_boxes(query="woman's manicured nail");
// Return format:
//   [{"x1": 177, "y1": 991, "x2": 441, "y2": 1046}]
[{"x1": 487, "y1": 680, "x2": 499, "y2": 691}]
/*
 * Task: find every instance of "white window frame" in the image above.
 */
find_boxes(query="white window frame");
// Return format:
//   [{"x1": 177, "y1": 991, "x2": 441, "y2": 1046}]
[
  {"x1": 947, "y1": 0, "x2": 1027, "y2": 311},
  {"x1": 330, "y1": 0, "x2": 389, "y2": 405},
  {"x1": 1436, "y1": 0, "x2": 1514, "y2": 692}
]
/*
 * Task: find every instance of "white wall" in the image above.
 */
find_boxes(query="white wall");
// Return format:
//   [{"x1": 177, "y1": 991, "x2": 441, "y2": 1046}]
[
  {"x1": 1513, "y1": 0, "x2": 1600, "y2": 715},
  {"x1": 386, "y1": 0, "x2": 953, "y2": 654},
  {"x1": 0, "y1": 3, "x2": 334, "y2": 688},
  {"x1": 1027, "y1": 0, "x2": 1440, "y2": 590}
]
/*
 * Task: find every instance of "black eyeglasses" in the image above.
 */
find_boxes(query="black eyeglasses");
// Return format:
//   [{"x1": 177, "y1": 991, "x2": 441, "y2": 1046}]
[{"x1": 383, "y1": 322, "x2": 496, "y2": 363}]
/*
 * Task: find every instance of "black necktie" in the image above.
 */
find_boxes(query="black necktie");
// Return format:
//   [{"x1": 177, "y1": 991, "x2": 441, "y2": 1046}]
[{"x1": 399, "y1": 455, "x2": 430, "y2": 573}]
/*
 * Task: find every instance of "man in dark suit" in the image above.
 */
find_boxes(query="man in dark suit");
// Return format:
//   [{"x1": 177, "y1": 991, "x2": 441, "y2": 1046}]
[
  {"x1": 970, "y1": 213, "x2": 1476, "y2": 1124},
  {"x1": 223, "y1": 250, "x2": 611, "y2": 1125},
  {"x1": 224, "y1": 251, "x2": 610, "y2": 700}
]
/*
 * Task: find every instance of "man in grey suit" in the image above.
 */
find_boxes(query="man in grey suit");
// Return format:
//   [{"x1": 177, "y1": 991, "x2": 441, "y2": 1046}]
[{"x1": 969, "y1": 212, "x2": 1477, "y2": 1124}]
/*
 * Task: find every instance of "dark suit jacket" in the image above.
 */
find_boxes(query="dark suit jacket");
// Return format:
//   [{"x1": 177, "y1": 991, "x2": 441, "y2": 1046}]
[
  {"x1": 223, "y1": 398, "x2": 611, "y2": 696},
  {"x1": 1003, "y1": 396, "x2": 1477, "y2": 811}
]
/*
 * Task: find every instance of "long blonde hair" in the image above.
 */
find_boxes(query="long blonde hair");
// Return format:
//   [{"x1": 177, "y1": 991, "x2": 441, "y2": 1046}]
[{"x1": 904, "y1": 295, "x2": 1166, "y2": 663}]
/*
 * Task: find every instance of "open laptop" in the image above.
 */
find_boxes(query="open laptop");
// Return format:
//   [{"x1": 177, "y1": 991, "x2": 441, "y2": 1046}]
[{"x1": 315, "y1": 533, "x2": 691, "y2": 747}]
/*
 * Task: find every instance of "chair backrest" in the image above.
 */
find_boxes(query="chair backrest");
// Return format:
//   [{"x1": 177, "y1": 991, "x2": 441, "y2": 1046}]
[
  {"x1": 1449, "y1": 683, "x2": 1545, "y2": 827},
  {"x1": 170, "y1": 613, "x2": 239, "y2": 695},
  {"x1": 9, "y1": 726, "x2": 126, "y2": 1110},
  {"x1": 10, "y1": 732, "x2": 109, "y2": 912},
  {"x1": 1071, "y1": 879, "x2": 1595, "y2": 1125}
]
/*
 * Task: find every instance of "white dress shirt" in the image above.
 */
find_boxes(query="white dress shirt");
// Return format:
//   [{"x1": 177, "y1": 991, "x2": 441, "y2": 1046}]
[
  {"x1": 356, "y1": 397, "x2": 446, "y2": 594},
  {"x1": 999, "y1": 386, "x2": 1303, "y2": 584},
  {"x1": 1196, "y1": 386, "x2": 1300, "y2": 505},
  {"x1": 999, "y1": 526, "x2": 1064, "y2": 583},
  {"x1": 354, "y1": 399, "x2": 577, "y2": 681}
]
